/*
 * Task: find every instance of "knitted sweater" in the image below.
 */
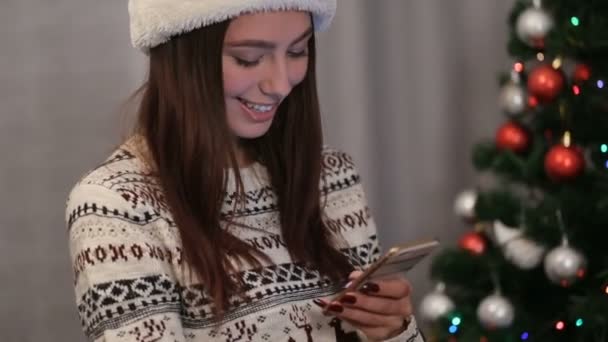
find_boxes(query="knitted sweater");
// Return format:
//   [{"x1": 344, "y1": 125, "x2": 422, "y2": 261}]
[{"x1": 66, "y1": 140, "x2": 423, "y2": 342}]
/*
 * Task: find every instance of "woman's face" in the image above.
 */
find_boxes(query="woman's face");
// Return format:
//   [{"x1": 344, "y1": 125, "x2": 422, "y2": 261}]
[{"x1": 222, "y1": 11, "x2": 312, "y2": 139}]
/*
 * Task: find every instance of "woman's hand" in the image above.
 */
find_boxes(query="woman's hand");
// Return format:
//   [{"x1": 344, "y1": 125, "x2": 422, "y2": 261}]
[{"x1": 314, "y1": 271, "x2": 413, "y2": 341}]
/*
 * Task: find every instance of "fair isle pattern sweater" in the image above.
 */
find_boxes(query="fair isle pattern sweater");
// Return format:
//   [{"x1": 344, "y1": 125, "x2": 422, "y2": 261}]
[{"x1": 66, "y1": 142, "x2": 423, "y2": 342}]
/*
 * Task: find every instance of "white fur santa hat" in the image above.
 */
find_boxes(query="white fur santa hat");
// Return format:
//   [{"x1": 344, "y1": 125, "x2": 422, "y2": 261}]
[{"x1": 128, "y1": 0, "x2": 337, "y2": 53}]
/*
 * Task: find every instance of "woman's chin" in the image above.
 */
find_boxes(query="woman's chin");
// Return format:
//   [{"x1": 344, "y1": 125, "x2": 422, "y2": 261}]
[{"x1": 232, "y1": 123, "x2": 273, "y2": 139}]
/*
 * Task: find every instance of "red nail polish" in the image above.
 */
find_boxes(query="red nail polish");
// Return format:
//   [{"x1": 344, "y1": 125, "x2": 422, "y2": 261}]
[
  {"x1": 360, "y1": 282, "x2": 380, "y2": 293},
  {"x1": 327, "y1": 304, "x2": 344, "y2": 313},
  {"x1": 312, "y1": 299, "x2": 326, "y2": 308},
  {"x1": 339, "y1": 294, "x2": 357, "y2": 304}
]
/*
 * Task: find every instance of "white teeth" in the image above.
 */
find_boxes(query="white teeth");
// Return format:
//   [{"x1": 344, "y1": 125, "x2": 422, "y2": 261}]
[{"x1": 242, "y1": 99, "x2": 274, "y2": 112}]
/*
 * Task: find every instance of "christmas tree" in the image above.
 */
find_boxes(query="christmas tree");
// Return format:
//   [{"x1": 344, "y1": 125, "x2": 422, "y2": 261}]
[{"x1": 421, "y1": 0, "x2": 608, "y2": 341}]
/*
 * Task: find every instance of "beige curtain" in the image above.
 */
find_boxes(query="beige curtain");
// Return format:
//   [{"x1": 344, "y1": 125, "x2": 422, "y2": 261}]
[
  {"x1": 316, "y1": 0, "x2": 512, "y2": 317},
  {"x1": 0, "y1": 1, "x2": 512, "y2": 340}
]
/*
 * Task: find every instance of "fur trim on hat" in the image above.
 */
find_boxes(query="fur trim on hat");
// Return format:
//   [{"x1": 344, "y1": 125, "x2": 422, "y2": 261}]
[{"x1": 129, "y1": 0, "x2": 337, "y2": 53}]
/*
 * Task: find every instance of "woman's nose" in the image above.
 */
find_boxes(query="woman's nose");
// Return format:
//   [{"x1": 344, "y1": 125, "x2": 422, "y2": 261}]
[{"x1": 260, "y1": 59, "x2": 292, "y2": 100}]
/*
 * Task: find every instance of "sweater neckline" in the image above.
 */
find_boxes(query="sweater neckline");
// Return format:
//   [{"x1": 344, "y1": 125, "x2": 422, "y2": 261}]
[{"x1": 121, "y1": 135, "x2": 269, "y2": 191}]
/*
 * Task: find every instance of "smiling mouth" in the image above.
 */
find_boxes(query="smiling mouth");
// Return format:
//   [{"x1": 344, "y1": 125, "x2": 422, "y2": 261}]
[
  {"x1": 238, "y1": 97, "x2": 277, "y2": 113},
  {"x1": 238, "y1": 97, "x2": 278, "y2": 122}
]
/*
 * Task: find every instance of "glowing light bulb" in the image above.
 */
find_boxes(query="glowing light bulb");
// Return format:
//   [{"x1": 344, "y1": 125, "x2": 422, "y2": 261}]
[
  {"x1": 556, "y1": 321, "x2": 565, "y2": 330},
  {"x1": 452, "y1": 317, "x2": 461, "y2": 326},
  {"x1": 552, "y1": 57, "x2": 563, "y2": 69},
  {"x1": 576, "y1": 318, "x2": 584, "y2": 327},
  {"x1": 449, "y1": 325, "x2": 458, "y2": 334},
  {"x1": 521, "y1": 332, "x2": 530, "y2": 340},
  {"x1": 562, "y1": 131, "x2": 572, "y2": 148},
  {"x1": 537, "y1": 52, "x2": 545, "y2": 61},
  {"x1": 571, "y1": 17, "x2": 580, "y2": 26}
]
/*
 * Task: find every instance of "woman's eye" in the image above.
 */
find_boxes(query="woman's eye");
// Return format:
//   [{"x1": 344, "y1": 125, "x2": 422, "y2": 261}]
[
  {"x1": 234, "y1": 57, "x2": 260, "y2": 67},
  {"x1": 288, "y1": 49, "x2": 309, "y2": 58}
]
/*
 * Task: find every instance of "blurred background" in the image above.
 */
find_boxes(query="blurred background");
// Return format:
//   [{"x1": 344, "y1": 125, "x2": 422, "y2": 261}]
[{"x1": 0, "y1": 0, "x2": 513, "y2": 340}]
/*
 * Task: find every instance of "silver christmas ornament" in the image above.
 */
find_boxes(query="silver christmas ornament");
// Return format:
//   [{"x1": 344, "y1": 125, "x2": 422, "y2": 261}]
[
  {"x1": 491, "y1": 220, "x2": 522, "y2": 244},
  {"x1": 499, "y1": 82, "x2": 527, "y2": 115},
  {"x1": 476, "y1": 294, "x2": 515, "y2": 329},
  {"x1": 492, "y1": 220, "x2": 546, "y2": 269},
  {"x1": 544, "y1": 243, "x2": 587, "y2": 286},
  {"x1": 453, "y1": 189, "x2": 477, "y2": 221},
  {"x1": 516, "y1": 4, "x2": 554, "y2": 48},
  {"x1": 420, "y1": 283, "x2": 455, "y2": 321}
]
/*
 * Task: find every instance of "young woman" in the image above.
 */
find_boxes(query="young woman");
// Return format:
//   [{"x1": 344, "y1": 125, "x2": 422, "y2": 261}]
[{"x1": 66, "y1": 1, "x2": 424, "y2": 341}]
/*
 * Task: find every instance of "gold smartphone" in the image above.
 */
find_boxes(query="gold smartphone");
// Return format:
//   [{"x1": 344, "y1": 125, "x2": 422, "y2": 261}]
[{"x1": 327, "y1": 238, "x2": 440, "y2": 305}]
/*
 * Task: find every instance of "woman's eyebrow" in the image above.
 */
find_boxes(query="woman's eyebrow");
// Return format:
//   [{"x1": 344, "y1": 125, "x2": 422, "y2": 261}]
[{"x1": 225, "y1": 26, "x2": 313, "y2": 49}]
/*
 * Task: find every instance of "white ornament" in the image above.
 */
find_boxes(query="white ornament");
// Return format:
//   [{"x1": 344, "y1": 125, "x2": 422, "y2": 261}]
[
  {"x1": 491, "y1": 220, "x2": 522, "y2": 244},
  {"x1": 420, "y1": 283, "x2": 455, "y2": 321},
  {"x1": 453, "y1": 189, "x2": 477, "y2": 221},
  {"x1": 476, "y1": 294, "x2": 515, "y2": 329},
  {"x1": 493, "y1": 221, "x2": 546, "y2": 269},
  {"x1": 516, "y1": 5, "x2": 554, "y2": 48},
  {"x1": 544, "y1": 243, "x2": 587, "y2": 286},
  {"x1": 499, "y1": 82, "x2": 527, "y2": 115}
]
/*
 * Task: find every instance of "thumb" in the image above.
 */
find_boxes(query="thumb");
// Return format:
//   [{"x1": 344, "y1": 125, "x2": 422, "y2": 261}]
[{"x1": 348, "y1": 270, "x2": 364, "y2": 280}]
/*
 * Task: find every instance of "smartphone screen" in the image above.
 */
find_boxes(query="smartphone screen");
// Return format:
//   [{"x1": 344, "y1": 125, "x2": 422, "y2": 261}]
[
  {"x1": 327, "y1": 239, "x2": 439, "y2": 304},
  {"x1": 370, "y1": 240, "x2": 439, "y2": 279}
]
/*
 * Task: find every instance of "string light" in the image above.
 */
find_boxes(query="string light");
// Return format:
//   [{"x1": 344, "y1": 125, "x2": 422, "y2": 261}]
[
  {"x1": 555, "y1": 321, "x2": 566, "y2": 330},
  {"x1": 601, "y1": 144, "x2": 608, "y2": 153},
  {"x1": 562, "y1": 131, "x2": 572, "y2": 148},
  {"x1": 598, "y1": 80, "x2": 605, "y2": 89},
  {"x1": 537, "y1": 52, "x2": 545, "y2": 61},
  {"x1": 573, "y1": 85, "x2": 581, "y2": 95},
  {"x1": 514, "y1": 62, "x2": 524, "y2": 73},
  {"x1": 604, "y1": 284, "x2": 608, "y2": 294},
  {"x1": 451, "y1": 317, "x2": 462, "y2": 326},
  {"x1": 552, "y1": 57, "x2": 563, "y2": 69},
  {"x1": 520, "y1": 332, "x2": 530, "y2": 340},
  {"x1": 604, "y1": 160, "x2": 608, "y2": 169},
  {"x1": 576, "y1": 318, "x2": 584, "y2": 327},
  {"x1": 448, "y1": 325, "x2": 458, "y2": 334},
  {"x1": 570, "y1": 16, "x2": 580, "y2": 26}
]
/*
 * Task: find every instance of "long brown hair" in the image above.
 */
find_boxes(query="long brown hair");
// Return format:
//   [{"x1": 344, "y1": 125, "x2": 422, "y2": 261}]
[{"x1": 132, "y1": 19, "x2": 353, "y2": 316}]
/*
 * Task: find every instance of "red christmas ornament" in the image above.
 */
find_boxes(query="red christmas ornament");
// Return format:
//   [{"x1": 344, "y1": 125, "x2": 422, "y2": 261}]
[
  {"x1": 527, "y1": 64, "x2": 565, "y2": 103},
  {"x1": 459, "y1": 231, "x2": 486, "y2": 255},
  {"x1": 544, "y1": 145, "x2": 585, "y2": 181},
  {"x1": 573, "y1": 63, "x2": 592, "y2": 83},
  {"x1": 496, "y1": 122, "x2": 530, "y2": 153}
]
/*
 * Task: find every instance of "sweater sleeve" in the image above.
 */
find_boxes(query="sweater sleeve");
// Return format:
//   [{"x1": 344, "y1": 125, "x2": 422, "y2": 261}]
[
  {"x1": 378, "y1": 316, "x2": 424, "y2": 342},
  {"x1": 66, "y1": 183, "x2": 186, "y2": 342},
  {"x1": 323, "y1": 149, "x2": 425, "y2": 342}
]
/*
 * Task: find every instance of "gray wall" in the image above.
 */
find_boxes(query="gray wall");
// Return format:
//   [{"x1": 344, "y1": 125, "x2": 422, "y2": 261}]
[
  {"x1": 0, "y1": 1, "x2": 512, "y2": 340},
  {"x1": 316, "y1": 0, "x2": 513, "y2": 317}
]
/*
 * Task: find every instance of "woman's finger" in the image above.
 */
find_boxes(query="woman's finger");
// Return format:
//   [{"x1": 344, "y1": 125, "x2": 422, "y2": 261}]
[
  {"x1": 359, "y1": 277, "x2": 412, "y2": 299},
  {"x1": 348, "y1": 270, "x2": 364, "y2": 280},
  {"x1": 328, "y1": 303, "x2": 405, "y2": 328},
  {"x1": 336, "y1": 291, "x2": 412, "y2": 317}
]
